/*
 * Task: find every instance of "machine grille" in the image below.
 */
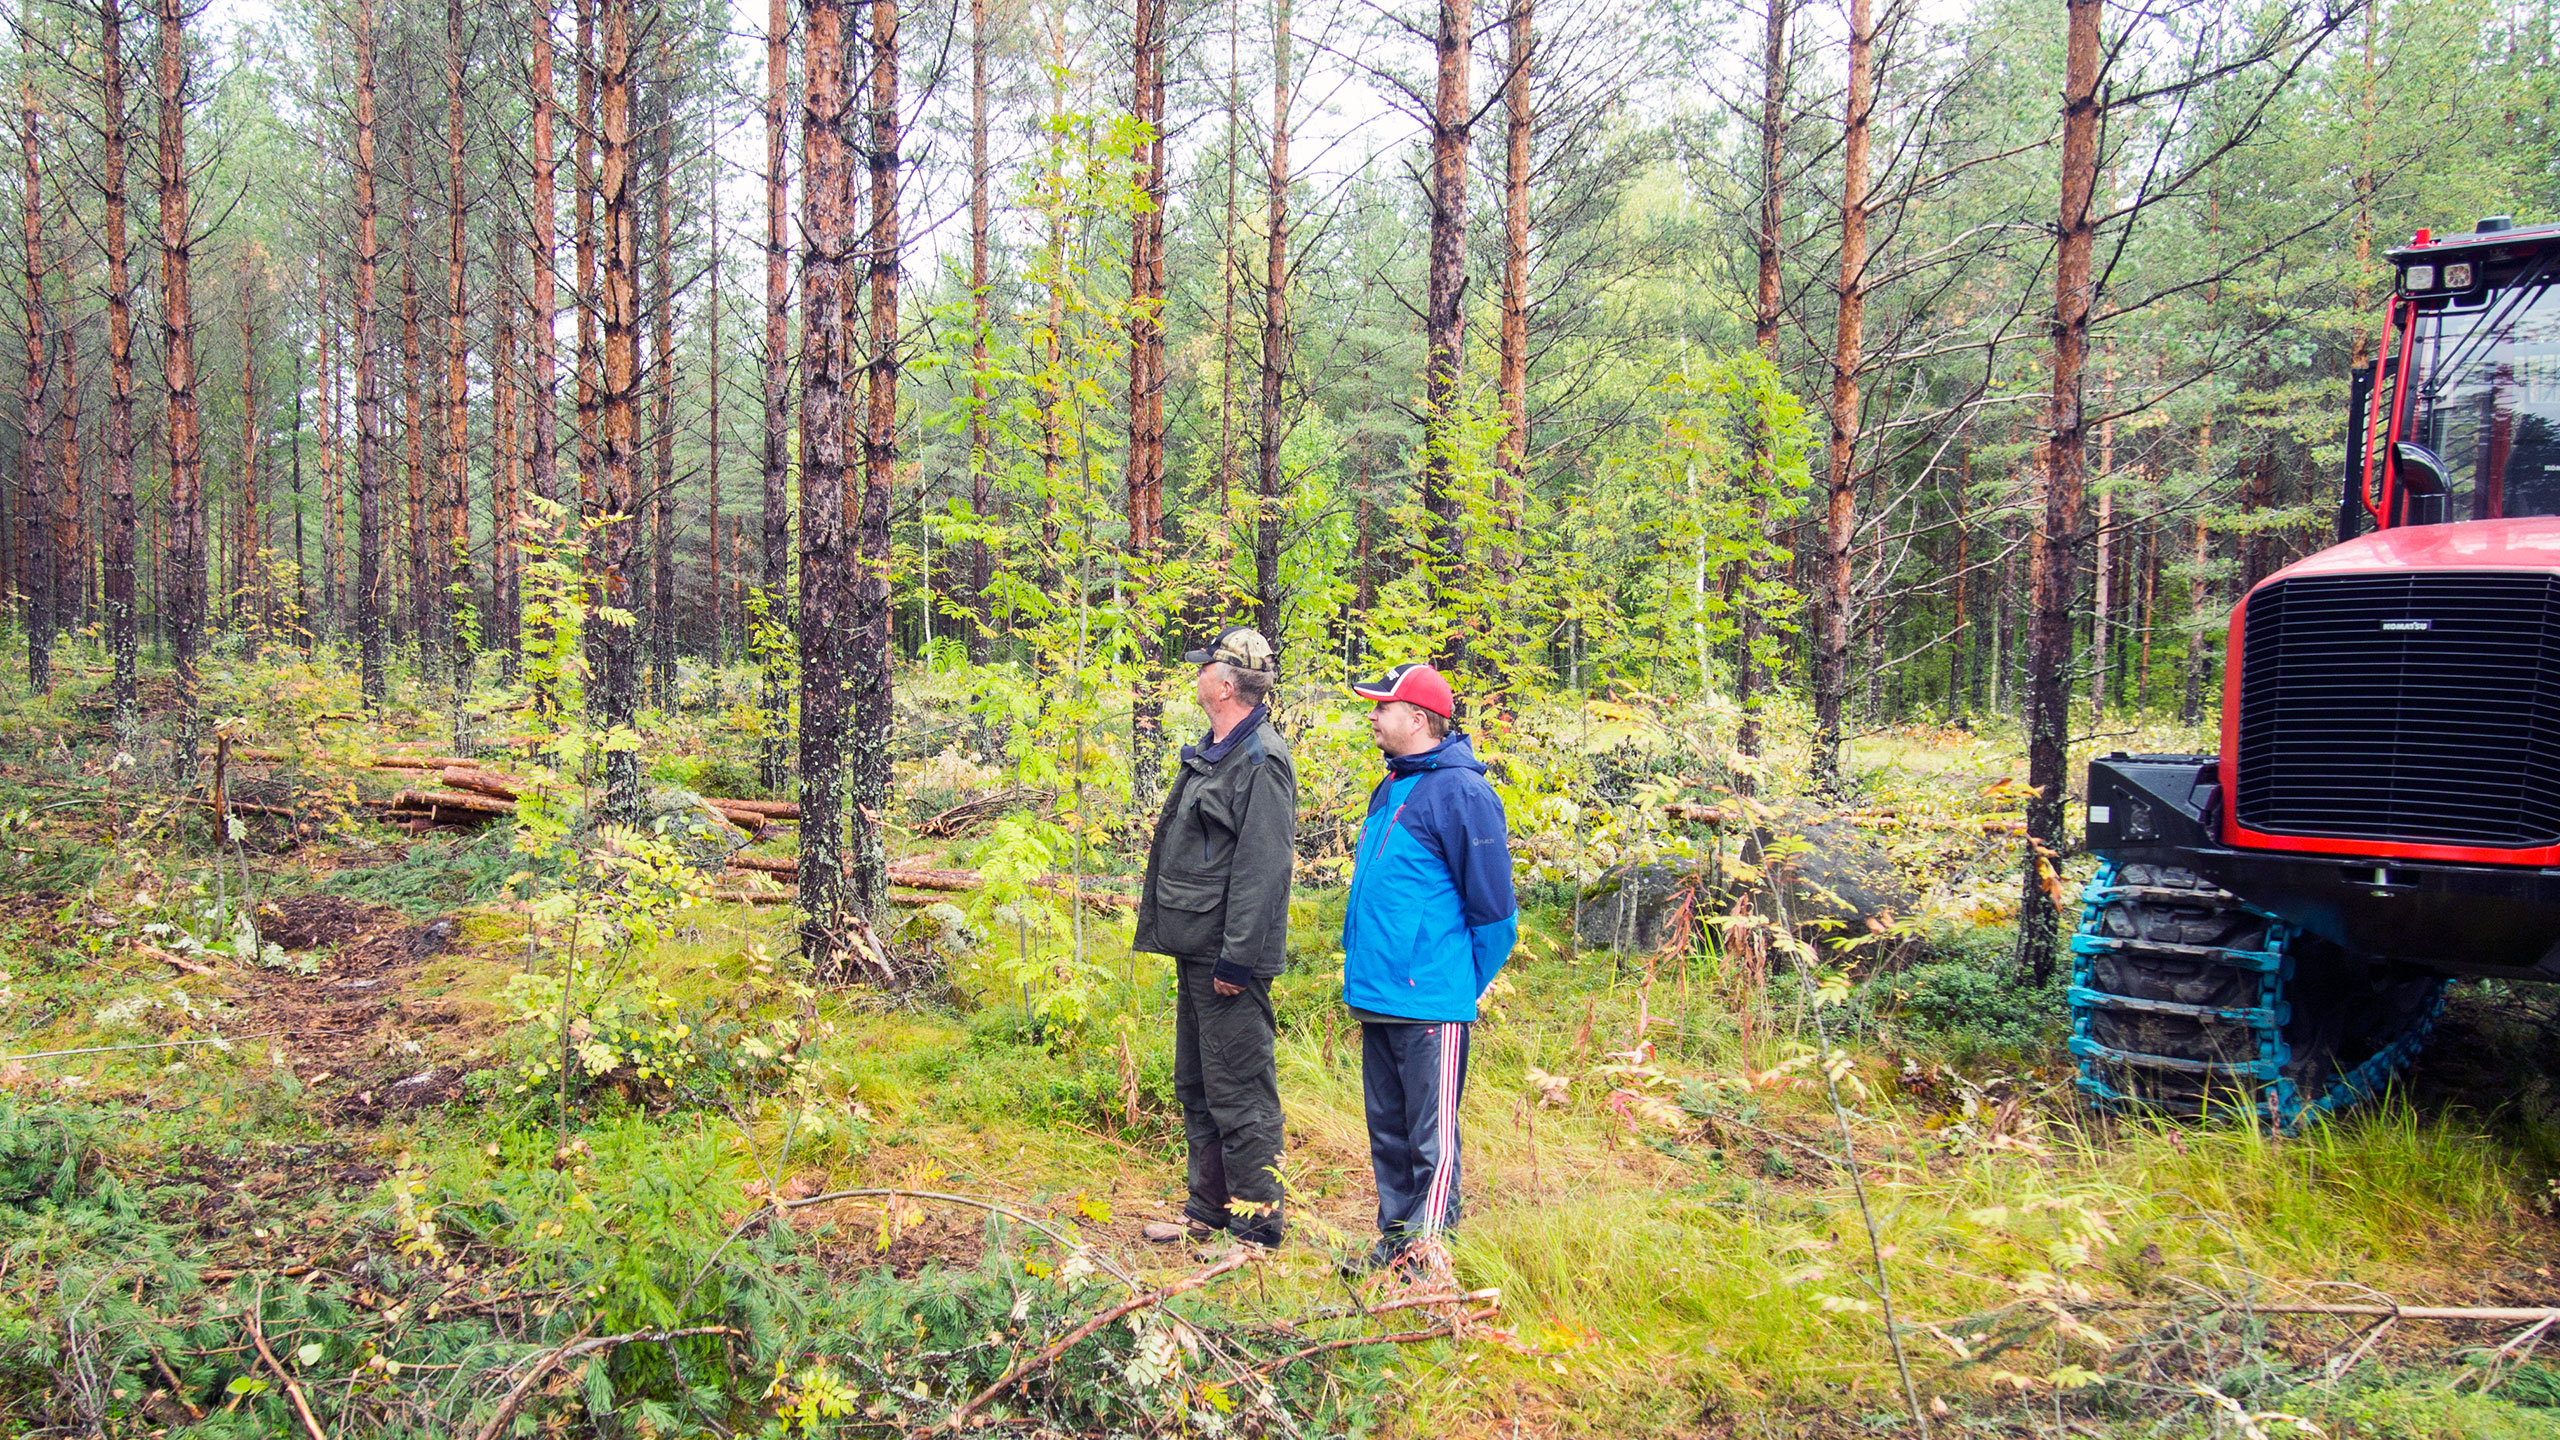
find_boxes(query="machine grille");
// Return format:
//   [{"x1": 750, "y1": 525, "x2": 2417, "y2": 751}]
[{"x1": 2234, "y1": 571, "x2": 2560, "y2": 849}]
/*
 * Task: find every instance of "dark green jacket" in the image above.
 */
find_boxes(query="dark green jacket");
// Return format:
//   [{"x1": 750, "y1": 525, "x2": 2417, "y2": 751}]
[{"x1": 1134, "y1": 710, "x2": 1298, "y2": 984}]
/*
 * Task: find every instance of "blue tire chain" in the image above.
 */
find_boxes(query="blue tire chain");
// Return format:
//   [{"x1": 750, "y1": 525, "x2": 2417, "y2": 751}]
[{"x1": 2066, "y1": 859, "x2": 2452, "y2": 1131}]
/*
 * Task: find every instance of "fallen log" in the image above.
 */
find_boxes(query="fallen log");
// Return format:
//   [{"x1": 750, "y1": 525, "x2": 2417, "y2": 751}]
[
  {"x1": 374, "y1": 755, "x2": 473, "y2": 771},
  {"x1": 387, "y1": 791, "x2": 517, "y2": 831},
  {"x1": 893, "y1": 865, "x2": 1137, "y2": 911},
  {"x1": 1664, "y1": 803, "x2": 1728, "y2": 825},
  {"x1": 717, "y1": 859, "x2": 1137, "y2": 911},
  {"x1": 135, "y1": 943, "x2": 216, "y2": 977},
  {"x1": 389, "y1": 788, "x2": 515, "y2": 815},
  {"x1": 704, "y1": 797, "x2": 798, "y2": 820},
  {"x1": 194, "y1": 797, "x2": 303, "y2": 819},
  {"x1": 438, "y1": 765, "x2": 526, "y2": 802},
  {"x1": 711, "y1": 807, "x2": 770, "y2": 836}
]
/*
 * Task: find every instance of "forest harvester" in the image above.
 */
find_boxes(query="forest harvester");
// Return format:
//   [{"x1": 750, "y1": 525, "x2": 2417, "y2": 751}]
[{"x1": 2073, "y1": 215, "x2": 2560, "y2": 1126}]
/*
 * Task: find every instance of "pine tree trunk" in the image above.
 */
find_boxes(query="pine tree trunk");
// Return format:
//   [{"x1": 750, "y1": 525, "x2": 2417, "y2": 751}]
[
  {"x1": 1811, "y1": 0, "x2": 1871, "y2": 790},
  {"x1": 761, "y1": 0, "x2": 793, "y2": 787},
  {"x1": 100, "y1": 0, "x2": 138, "y2": 719},
  {"x1": 2182, "y1": 510, "x2": 2209, "y2": 724},
  {"x1": 649, "y1": 40, "x2": 677, "y2": 709},
  {"x1": 2090, "y1": 419, "x2": 2114, "y2": 719},
  {"x1": 964, "y1": 0, "x2": 991, "y2": 663},
  {"x1": 492, "y1": 224, "x2": 519, "y2": 670},
  {"x1": 1216, "y1": 0, "x2": 1239, "y2": 518},
  {"x1": 845, "y1": 0, "x2": 898, "y2": 923},
  {"x1": 353, "y1": 0, "x2": 388, "y2": 704},
  {"x1": 290, "y1": 342, "x2": 306, "y2": 649},
  {"x1": 1948, "y1": 459, "x2": 1968, "y2": 720},
  {"x1": 399, "y1": 170, "x2": 429, "y2": 660},
  {"x1": 157, "y1": 0, "x2": 204, "y2": 765},
  {"x1": 797, "y1": 0, "x2": 856, "y2": 965},
  {"x1": 529, "y1": 0, "x2": 561, "y2": 514},
  {"x1": 56, "y1": 306, "x2": 84, "y2": 635},
  {"x1": 596, "y1": 0, "x2": 643, "y2": 815},
  {"x1": 235, "y1": 257, "x2": 259, "y2": 645},
  {"x1": 1034, "y1": 18, "x2": 1062, "y2": 599},
  {"x1": 574, "y1": 0, "x2": 602, "y2": 707},
  {"x1": 1125, "y1": 0, "x2": 1166, "y2": 794},
  {"x1": 1252, "y1": 0, "x2": 1289, "y2": 646},
  {"x1": 320, "y1": 292, "x2": 342, "y2": 637},
  {"x1": 1493, "y1": 0, "x2": 1531, "y2": 550},
  {"x1": 444, "y1": 0, "x2": 473, "y2": 698},
  {"x1": 19, "y1": 26, "x2": 51, "y2": 697},
  {"x1": 1736, "y1": 0, "x2": 1789, "y2": 770},
  {"x1": 2017, "y1": 0, "x2": 2101, "y2": 987},
  {"x1": 525, "y1": 0, "x2": 560, "y2": 714},
  {"x1": 706, "y1": 236, "x2": 724, "y2": 660},
  {"x1": 1418, "y1": 0, "x2": 1470, "y2": 658},
  {"x1": 2137, "y1": 520, "x2": 2157, "y2": 713}
]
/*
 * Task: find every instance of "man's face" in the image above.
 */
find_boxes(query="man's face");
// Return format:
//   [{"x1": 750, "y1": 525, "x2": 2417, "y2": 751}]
[
  {"x1": 1195, "y1": 663, "x2": 1234, "y2": 715},
  {"x1": 1369, "y1": 701, "x2": 1432, "y2": 757}
]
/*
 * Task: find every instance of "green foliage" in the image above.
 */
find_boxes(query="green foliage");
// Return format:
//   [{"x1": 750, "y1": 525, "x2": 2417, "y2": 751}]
[
  {"x1": 1884, "y1": 924, "x2": 2068, "y2": 1054},
  {"x1": 321, "y1": 827, "x2": 530, "y2": 915}
]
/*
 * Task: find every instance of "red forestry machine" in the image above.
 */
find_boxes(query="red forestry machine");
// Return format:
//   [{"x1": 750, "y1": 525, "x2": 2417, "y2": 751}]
[{"x1": 2074, "y1": 214, "x2": 2560, "y2": 1126}]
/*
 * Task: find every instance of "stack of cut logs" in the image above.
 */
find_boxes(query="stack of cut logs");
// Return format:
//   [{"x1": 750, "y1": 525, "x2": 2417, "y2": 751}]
[
  {"x1": 367, "y1": 751, "x2": 1132, "y2": 911},
  {"x1": 374, "y1": 752, "x2": 799, "y2": 838}
]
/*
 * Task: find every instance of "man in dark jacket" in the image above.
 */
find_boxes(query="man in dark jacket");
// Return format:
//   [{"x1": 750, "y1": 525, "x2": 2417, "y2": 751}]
[
  {"x1": 1339, "y1": 662, "x2": 1516, "y2": 1273},
  {"x1": 1134, "y1": 626, "x2": 1297, "y2": 1249}
]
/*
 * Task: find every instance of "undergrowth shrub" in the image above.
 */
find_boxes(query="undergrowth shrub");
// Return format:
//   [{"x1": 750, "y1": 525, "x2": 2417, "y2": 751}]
[
  {"x1": 322, "y1": 827, "x2": 533, "y2": 914},
  {"x1": 1879, "y1": 921, "x2": 2066, "y2": 1056}
]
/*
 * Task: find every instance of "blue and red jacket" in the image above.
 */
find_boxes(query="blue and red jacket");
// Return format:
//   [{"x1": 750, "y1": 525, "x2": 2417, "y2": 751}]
[{"x1": 1340, "y1": 733, "x2": 1519, "y2": 1022}]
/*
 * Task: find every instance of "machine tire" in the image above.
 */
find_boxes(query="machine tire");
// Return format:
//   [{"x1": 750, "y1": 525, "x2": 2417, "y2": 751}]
[{"x1": 2071, "y1": 861, "x2": 2451, "y2": 1126}]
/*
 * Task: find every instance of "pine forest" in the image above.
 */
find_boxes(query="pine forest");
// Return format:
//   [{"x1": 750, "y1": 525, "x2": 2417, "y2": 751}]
[{"x1": 0, "y1": 0, "x2": 2557, "y2": 1429}]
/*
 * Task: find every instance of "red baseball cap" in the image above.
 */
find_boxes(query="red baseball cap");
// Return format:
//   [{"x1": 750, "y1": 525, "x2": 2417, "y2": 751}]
[{"x1": 1350, "y1": 662, "x2": 1455, "y2": 718}]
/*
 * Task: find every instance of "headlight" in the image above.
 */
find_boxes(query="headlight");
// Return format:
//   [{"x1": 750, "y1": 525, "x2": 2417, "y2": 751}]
[
  {"x1": 2405, "y1": 264, "x2": 2437, "y2": 291},
  {"x1": 2444, "y1": 261, "x2": 2475, "y2": 289}
]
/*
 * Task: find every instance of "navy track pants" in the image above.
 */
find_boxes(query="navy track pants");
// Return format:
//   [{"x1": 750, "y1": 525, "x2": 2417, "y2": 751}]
[{"x1": 1361, "y1": 1020, "x2": 1470, "y2": 1239}]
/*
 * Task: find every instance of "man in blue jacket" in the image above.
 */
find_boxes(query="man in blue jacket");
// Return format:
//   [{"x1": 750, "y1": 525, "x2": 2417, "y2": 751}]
[{"x1": 1340, "y1": 662, "x2": 1517, "y2": 1273}]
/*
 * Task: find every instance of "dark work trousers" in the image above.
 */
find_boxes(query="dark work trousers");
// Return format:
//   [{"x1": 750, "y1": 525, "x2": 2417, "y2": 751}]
[
  {"x1": 1172, "y1": 960, "x2": 1285, "y2": 1244},
  {"x1": 1362, "y1": 1020, "x2": 1471, "y2": 1239}
]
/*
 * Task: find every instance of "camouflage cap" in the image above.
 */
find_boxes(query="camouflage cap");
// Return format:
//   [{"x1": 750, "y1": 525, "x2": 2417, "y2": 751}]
[{"x1": 1182, "y1": 625, "x2": 1278, "y2": 675}]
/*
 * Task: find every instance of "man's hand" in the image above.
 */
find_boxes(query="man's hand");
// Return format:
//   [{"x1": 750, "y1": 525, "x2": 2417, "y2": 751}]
[{"x1": 1213, "y1": 978, "x2": 1243, "y2": 996}]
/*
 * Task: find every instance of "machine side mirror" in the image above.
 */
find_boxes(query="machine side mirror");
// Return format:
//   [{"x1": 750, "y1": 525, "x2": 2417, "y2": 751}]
[{"x1": 2395, "y1": 442, "x2": 2452, "y2": 525}]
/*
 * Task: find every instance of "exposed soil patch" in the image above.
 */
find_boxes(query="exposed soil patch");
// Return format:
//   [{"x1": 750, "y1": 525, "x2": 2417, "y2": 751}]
[
  {"x1": 0, "y1": 888, "x2": 65, "y2": 923},
  {"x1": 223, "y1": 899, "x2": 486, "y2": 1101},
  {"x1": 331, "y1": 1061, "x2": 476, "y2": 1122},
  {"x1": 816, "y1": 1209, "x2": 988, "y2": 1280},
  {"x1": 257, "y1": 892, "x2": 387, "y2": 951}
]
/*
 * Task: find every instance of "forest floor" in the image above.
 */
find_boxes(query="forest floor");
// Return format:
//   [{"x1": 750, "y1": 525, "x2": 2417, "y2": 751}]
[{"x1": 2, "y1": 648, "x2": 2559, "y2": 1438}]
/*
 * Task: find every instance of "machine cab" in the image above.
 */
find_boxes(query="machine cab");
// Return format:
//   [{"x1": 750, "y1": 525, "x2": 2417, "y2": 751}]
[{"x1": 2359, "y1": 218, "x2": 2560, "y2": 534}]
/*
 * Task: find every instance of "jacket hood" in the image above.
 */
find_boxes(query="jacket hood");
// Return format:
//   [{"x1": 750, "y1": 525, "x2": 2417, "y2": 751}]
[{"x1": 1386, "y1": 731, "x2": 1484, "y2": 778}]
